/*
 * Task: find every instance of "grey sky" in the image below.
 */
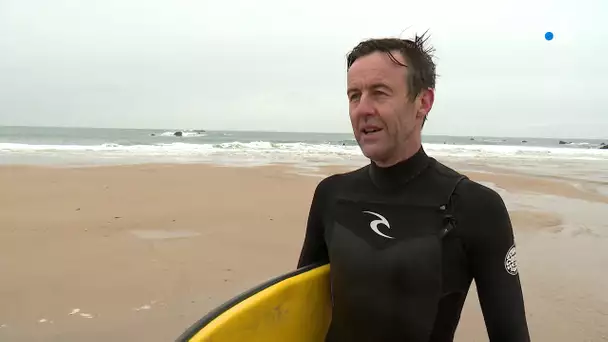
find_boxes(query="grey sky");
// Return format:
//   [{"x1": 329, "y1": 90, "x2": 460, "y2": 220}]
[{"x1": 0, "y1": 0, "x2": 606, "y2": 139}]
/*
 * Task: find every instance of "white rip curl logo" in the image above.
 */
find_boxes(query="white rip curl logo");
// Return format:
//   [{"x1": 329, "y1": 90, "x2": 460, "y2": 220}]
[{"x1": 504, "y1": 244, "x2": 518, "y2": 276}]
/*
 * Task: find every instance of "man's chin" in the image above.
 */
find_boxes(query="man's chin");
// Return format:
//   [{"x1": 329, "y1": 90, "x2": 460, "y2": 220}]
[{"x1": 360, "y1": 145, "x2": 388, "y2": 161}]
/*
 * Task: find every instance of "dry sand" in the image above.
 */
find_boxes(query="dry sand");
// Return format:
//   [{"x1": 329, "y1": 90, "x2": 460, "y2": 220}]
[{"x1": 0, "y1": 162, "x2": 606, "y2": 341}]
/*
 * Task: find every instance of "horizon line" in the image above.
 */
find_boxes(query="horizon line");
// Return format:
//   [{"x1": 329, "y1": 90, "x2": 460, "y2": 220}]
[{"x1": 0, "y1": 124, "x2": 606, "y2": 141}]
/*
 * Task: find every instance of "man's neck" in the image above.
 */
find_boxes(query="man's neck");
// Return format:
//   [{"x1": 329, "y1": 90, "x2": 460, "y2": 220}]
[
  {"x1": 368, "y1": 144, "x2": 430, "y2": 190},
  {"x1": 373, "y1": 140, "x2": 423, "y2": 168}
]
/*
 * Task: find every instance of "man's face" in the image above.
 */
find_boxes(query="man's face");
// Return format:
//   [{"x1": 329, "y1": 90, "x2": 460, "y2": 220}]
[{"x1": 346, "y1": 50, "x2": 433, "y2": 166}]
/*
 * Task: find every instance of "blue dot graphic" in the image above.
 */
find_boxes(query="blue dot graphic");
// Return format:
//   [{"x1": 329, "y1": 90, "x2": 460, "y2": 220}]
[{"x1": 545, "y1": 32, "x2": 554, "y2": 41}]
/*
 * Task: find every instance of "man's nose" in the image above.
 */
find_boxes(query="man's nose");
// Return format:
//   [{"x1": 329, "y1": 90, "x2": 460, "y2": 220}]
[{"x1": 353, "y1": 94, "x2": 375, "y2": 117}]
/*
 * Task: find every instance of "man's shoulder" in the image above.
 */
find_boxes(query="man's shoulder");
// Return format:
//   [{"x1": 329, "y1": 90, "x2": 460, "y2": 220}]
[
  {"x1": 450, "y1": 175, "x2": 514, "y2": 244},
  {"x1": 314, "y1": 165, "x2": 369, "y2": 194},
  {"x1": 430, "y1": 158, "x2": 498, "y2": 194},
  {"x1": 428, "y1": 158, "x2": 466, "y2": 181},
  {"x1": 428, "y1": 158, "x2": 507, "y2": 210},
  {"x1": 317, "y1": 165, "x2": 370, "y2": 185},
  {"x1": 453, "y1": 175, "x2": 508, "y2": 213}
]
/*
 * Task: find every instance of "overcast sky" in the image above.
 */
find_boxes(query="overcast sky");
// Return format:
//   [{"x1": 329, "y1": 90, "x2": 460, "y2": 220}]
[{"x1": 0, "y1": 0, "x2": 606, "y2": 139}]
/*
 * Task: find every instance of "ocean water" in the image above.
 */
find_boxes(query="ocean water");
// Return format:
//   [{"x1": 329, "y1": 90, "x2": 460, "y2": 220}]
[{"x1": 1, "y1": 126, "x2": 607, "y2": 179}]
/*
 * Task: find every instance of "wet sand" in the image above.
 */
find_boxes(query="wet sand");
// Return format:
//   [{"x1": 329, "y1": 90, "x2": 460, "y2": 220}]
[{"x1": 0, "y1": 162, "x2": 606, "y2": 341}]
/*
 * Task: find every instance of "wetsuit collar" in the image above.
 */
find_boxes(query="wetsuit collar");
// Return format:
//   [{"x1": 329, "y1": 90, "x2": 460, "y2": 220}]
[{"x1": 368, "y1": 146, "x2": 431, "y2": 190}]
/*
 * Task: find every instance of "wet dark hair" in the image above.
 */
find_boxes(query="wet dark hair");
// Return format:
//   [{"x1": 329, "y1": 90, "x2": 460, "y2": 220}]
[{"x1": 346, "y1": 31, "x2": 437, "y2": 114}]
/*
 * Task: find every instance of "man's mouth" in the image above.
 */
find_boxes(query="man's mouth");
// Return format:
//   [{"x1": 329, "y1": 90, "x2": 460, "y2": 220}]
[{"x1": 362, "y1": 127, "x2": 382, "y2": 135}]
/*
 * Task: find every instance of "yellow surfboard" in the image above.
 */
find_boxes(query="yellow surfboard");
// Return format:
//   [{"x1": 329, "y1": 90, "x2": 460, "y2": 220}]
[{"x1": 176, "y1": 263, "x2": 332, "y2": 342}]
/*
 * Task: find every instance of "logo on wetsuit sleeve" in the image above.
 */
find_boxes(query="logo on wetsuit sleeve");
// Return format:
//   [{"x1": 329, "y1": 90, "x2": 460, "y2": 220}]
[
  {"x1": 504, "y1": 244, "x2": 518, "y2": 275},
  {"x1": 363, "y1": 211, "x2": 395, "y2": 239}
]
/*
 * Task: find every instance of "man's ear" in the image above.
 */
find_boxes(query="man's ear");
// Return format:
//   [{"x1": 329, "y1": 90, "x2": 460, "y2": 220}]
[{"x1": 417, "y1": 88, "x2": 435, "y2": 120}]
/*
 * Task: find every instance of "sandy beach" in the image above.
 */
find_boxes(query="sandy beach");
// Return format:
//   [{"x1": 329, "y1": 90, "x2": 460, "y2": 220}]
[{"x1": 1, "y1": 160, "x2": 607, "y2": 341}]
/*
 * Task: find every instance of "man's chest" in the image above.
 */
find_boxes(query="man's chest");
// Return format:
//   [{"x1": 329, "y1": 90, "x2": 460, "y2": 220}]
[
  {"x1": 323, "y1": 190, "x2": 448, "y2": 246},
  {"x1": 320, "y1": 192, "x2": 471, "y2": 292}
]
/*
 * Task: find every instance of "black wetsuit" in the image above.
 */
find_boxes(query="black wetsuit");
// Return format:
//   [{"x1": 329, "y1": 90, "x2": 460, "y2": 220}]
[{"x1": 297, "y1": 147, "x2": 530, "y2": 342}]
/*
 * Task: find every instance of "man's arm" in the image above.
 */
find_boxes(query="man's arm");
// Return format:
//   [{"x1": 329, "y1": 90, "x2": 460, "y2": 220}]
[
  {"x1": 297, "y1": 178, "x2": 331, "y2": 268},
  {"x1": 461, "y1": 184, "x2": 531, "y2": 341}
]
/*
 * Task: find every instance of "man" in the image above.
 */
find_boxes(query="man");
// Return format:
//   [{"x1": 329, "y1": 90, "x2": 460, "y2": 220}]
[{"x1": 297, "y1": 33, "x2": 530, "y2": 342}]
